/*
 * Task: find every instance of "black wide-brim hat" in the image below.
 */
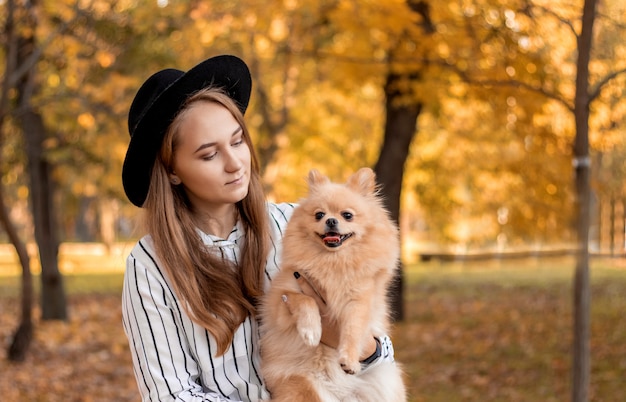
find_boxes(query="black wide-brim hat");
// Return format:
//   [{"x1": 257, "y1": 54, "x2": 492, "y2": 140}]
[{"x1": 122, "y1": 54, "x2": 252, "y2": 207}]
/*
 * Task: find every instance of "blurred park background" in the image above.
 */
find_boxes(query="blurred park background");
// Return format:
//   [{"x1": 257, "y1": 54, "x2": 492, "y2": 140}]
[{"x1": 1, "y1": 0, "x2": 625, "y2": 401}]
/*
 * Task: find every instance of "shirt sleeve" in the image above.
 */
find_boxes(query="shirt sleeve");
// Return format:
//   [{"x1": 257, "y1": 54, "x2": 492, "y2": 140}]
[
  {"x1": 122, "y1": 244, "x2": 241, "y2": 402},
  {"x1": 359, "y1": 334, "x2": 396, "y2": 373}
]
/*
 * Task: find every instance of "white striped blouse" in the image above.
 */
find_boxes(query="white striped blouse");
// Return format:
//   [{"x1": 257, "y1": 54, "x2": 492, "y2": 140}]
[{"x1": 122, "y1": 202, "x2": 395, "y2": 401}]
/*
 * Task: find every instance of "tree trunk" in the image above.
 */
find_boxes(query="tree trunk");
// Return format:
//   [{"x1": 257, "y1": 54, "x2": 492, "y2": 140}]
[
  {"x1": 375, "y1": 71, "x2": 423, "y2": 322},
  {"x1": 99, "y1": 198, "x2": 117, "y2": 253},
  {"x1": 16, "y1": 0, "x2": 67, "y2": 321},
  {"x1": 1, "y1": 0, "x2": 35, "y2": 361},
  {"x1": 620, "y1": 200, "x2": 626, "y2": 256},
  {"x1": 609, "y1": 197, "x2": 615, "y2": 256},
  {"x1": 572, "y1": 0, "x2": 597, "y2": 400},
  {"x1": 0, "y1": 164, "x2": 34, "y2": 363},
  {"x1": 22, "y1": 108, "x2": 67, "y2": 320},
  {"x1": 375, "y1": 0, "x2": 434, "y2": 322}
]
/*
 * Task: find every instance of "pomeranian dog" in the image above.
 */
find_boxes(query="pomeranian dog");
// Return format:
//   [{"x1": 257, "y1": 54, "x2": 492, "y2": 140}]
[{"x1": 259, "y1": 167, "x2": 406, "y2": 402}]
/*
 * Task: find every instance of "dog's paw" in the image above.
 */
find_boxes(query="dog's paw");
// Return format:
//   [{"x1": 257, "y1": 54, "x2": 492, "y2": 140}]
[
  {"x1": 338, "y1": 349, "x2": 361, "y2": 375},
  {"x1": 288, "y1": 294, "x2": 322, "y2": 347},
  {"x1": 339, "y1": 359, "x2": 361, "y2": 375},
  {"x1": 297, "y1": 320, "x2": 322, "y2": 346}
]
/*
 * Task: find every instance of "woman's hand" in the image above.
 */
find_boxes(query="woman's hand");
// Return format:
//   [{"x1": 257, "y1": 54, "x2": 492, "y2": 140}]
[{"x1": 287, "y1": 272, "x2": 378, "y2": 361}]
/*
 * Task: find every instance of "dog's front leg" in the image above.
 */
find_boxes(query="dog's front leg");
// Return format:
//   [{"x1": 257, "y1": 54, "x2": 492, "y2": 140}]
[
  {"x1": 283, "y1": 291, "x2": 322, "y2": 346},
  {"x1": 337, "y1": 295, "x2": 371, "y2": 375}
]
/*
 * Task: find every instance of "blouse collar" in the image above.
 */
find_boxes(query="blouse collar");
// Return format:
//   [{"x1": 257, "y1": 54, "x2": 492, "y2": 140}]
[{"x1": 197, "y1": 219, "x2": 244, "y2": 249}]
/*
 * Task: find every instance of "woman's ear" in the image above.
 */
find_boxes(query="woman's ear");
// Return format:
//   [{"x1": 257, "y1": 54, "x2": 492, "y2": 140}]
[{"x1": 169, "y1": 173, "x2": 181, "y2": 185}]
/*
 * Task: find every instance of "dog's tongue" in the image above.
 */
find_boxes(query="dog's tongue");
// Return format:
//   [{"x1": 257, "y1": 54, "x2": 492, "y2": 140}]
[{"x1": 323, "y1": 234, "x2": 341, "y2": 244}]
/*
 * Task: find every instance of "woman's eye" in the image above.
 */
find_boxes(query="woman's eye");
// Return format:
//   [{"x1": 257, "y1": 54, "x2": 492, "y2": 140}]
[
  {"x1": 202, "y1": 152, "x2": 217, "y2": 161},
  {"x1": 232, "y1": 135, "x2": 245, "y2": 147},
  {"x1": 315, "y1": 212, "x2": 325, "y2": 221},
  {"x1": 341, "y1": 212, "x2": 353, "y2": 221}
]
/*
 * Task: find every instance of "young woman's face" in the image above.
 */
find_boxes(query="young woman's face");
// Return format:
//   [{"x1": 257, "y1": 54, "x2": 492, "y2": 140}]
[{"x1": 170, "y1": 101, "x2": 251, "y2": 214}]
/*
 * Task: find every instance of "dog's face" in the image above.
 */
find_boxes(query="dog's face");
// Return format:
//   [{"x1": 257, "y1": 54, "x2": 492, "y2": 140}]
[
  {"x1": 292, "y1": 167, "x2": 384, "y2": 252},
  {"x1": 314, "y1": 206, "x2": 356, "y2": 249}
]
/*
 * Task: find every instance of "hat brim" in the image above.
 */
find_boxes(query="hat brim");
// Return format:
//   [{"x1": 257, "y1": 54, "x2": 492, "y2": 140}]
[{"x1": 122, "y1": 55, "x2": 251, "y2": 207}]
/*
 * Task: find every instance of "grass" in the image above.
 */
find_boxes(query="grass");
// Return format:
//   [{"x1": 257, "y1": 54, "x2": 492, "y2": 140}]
[
  {"x1": 1, "y1": 252, "x2": 625, "y2": 401},
  {"x1": 0, "y1": 272, "x2": 124, "y2": 297}
]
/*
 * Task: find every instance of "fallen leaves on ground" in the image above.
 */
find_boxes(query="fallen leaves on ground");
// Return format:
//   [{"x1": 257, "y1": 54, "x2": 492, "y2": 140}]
[
  {"x1": 1, "y1": 274, "x2": 625, "y2": 402},
  {"x1": 396, "y1": 278, "x2": 626, "y2": 402},
  {"x1": 0, "y1": 295, "x2": 137, "y2": 402}
]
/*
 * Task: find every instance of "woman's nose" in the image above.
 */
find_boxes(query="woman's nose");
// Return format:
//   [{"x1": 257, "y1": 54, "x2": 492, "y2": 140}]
[{"x1": 224, "y1": 149, "x2": 243, "y2": 172}]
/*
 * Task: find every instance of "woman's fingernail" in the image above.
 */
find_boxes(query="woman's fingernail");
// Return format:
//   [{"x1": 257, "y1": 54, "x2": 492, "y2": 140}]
[
  {"x1": 281, "y1": 295, "x2": 288, "y2": 303},
  {"x1": 293, "y1": 272, "x2": 301, "y2": 279}
]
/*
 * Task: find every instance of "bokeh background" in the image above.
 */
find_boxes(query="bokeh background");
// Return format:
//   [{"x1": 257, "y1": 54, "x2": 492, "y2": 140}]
[{"x1": 1, "y1": 0, "x2": 625, "y2": 401}]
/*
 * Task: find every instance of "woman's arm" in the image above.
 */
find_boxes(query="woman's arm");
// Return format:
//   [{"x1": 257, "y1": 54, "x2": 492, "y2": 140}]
[{"x1": 122, "y1": 244, "x2": 241, "y2": 402}]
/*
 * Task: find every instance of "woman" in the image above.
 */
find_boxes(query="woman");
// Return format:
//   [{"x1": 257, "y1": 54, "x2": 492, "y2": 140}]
[{"x1": 121, "y1": 55, "x2": 396, "y2": 401}]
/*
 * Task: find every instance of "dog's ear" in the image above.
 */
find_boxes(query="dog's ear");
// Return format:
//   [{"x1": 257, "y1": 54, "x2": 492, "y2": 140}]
[
  {"x1": 346, "y1": 167, "x2": 376, "y2": 196},
  {"x1": 307, "y1": 169, "x2": 330, "y2": 189}
]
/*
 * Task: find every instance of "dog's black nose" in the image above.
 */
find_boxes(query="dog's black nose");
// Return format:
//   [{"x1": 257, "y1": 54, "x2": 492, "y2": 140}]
[{"x1": 326, "y1": 217, "x2": 338, "y2": 227}]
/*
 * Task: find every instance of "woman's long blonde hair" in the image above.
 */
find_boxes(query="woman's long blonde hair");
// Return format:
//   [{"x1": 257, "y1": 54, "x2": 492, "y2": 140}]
[{"x1": 142, "y1": 87, "x2": 269, "y2": 356}]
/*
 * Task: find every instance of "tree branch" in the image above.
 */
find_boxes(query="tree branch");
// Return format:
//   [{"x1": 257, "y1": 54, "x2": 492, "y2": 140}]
[
  {"x1": 524, "y1": 1, "x2": 579, "y2": 38},
  {"x1": 588, "y1": 67, "x2": 626, "y2": 103},
  {"x1": 449, "y1": 63, "x2": 574, "y2": 112},
  {"x1": 7, "y1": 1, "x2": 82, "y2": 88},
  {"x1": 481, "y1": 79, "x2": 573, "y2": 111}
]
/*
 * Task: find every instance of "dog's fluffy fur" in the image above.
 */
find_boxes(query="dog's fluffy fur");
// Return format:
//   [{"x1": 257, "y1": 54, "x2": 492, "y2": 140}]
[{"x1": 259, "y1": 168, "x2": 406, "y2": 402}]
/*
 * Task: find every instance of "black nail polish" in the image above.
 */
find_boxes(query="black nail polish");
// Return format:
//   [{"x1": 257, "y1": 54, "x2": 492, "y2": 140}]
[{"x1": 293, "y1": 272, "x2": 301, "y2": 279}]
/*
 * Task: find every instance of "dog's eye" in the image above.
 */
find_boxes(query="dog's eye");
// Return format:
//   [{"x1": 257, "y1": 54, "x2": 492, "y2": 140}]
[
  {"x1": 315, "y1": 212, "x2": 325, "y2": 221},
  {"x1": 341, "y1": 211, "x2": 353, "y2": 221}
]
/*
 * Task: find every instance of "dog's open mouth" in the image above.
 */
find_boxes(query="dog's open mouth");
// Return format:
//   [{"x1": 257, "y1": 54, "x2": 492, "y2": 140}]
[{"x1": 319, "y1": 232, "x2": 354, "y2": 248}]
